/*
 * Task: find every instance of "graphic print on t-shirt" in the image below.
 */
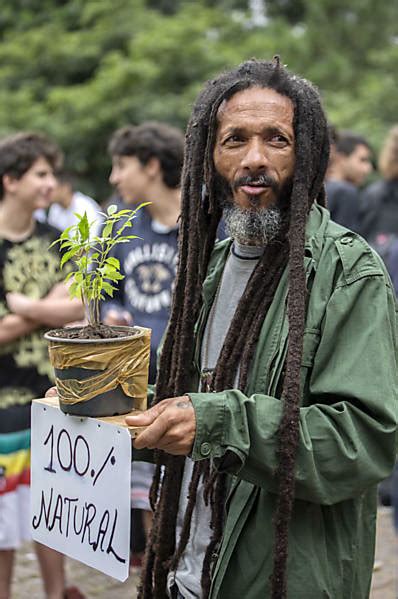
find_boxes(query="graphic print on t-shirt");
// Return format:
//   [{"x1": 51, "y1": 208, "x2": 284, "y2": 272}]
[{"x1": 124, "y1": 242, "x2": 178, "y2": 314}]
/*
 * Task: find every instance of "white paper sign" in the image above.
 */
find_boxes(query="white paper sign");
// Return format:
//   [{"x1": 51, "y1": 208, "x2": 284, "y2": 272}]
[{"x1": 30, "y1": 401, "x2": 131, "y2": 581}]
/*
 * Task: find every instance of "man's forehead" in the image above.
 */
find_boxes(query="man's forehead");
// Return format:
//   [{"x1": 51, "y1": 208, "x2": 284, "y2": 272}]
[{"x1": 216, "y1": 86, "x2": 294, "y2": 125}]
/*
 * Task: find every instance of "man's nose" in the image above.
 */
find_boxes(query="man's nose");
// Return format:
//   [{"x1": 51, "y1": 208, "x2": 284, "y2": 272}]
[
  {"x1": 109, "y1": 167, "x2": 118, "y2": 185},
  {"x1": 241, "y1": 139, "x2": 269, "y2": 171},
  {"x1": 48, "y1": 174, "x2": 57, "y2": 191}
]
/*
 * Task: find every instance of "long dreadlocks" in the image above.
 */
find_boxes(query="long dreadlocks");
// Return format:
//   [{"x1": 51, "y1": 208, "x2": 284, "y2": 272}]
[{"x1": 139, "y1": 57, "x2": 330, "y2": 599}]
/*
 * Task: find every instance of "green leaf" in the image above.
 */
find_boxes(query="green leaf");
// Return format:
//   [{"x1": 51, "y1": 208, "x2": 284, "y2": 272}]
[
  {"x1": 102, "y1": 281, "x2": 117, "y2": 297},
  {"x1": 105, "y1": 256, "x2": 120, "y2": 268},
  {"x1": 102, "y1": 221, "x2": 114, "y2": 239},
  {"x1": 48, "y1": 239, "x2": 61, "y2": 249},
  {"x1": 64, "y1": 271, "x2": 75, "y2": 283},
  {"x1": 60, "y1": 247, "x2": 81, "y2": 268},
  {"x1": 107, "y1": 204, "x2": 117, "y2": 215},
  {"x1": 60, "y1": 226, "x2": 74, "y2": 240},
  {"x1": 105, "y1": 271, "x2": 124, "y2": 282},
  {"x1": 78, "y1": 212, "x2": 90, "y2": 242},
  {"x1": 69, "y1": 281, "x2": 82, "y2": 300}
]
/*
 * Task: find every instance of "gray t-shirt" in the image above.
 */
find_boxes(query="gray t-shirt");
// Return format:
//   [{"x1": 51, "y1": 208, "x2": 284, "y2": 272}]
[{"x1": 169, "y1": 242, "x2": 263, "y2": 598}]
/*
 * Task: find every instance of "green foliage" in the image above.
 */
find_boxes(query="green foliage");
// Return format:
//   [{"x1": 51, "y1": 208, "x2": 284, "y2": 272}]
[
  {"x1": 51, "y1": 202, "x2": 149, "y2": 327},
  {"x1": 0, "y1": 0, "x2": 396, "y2": 197}
]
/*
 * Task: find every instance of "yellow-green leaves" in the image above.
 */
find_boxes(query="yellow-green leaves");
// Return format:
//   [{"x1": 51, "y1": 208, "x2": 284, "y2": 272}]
[{"x1": 50, "y1": 202, "x2": 149, "y2": 327}]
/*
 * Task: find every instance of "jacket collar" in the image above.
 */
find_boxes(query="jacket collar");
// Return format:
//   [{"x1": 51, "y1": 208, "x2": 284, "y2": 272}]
[{"x1": 202, "y1": 202, "x2": 330, "y2": 304}]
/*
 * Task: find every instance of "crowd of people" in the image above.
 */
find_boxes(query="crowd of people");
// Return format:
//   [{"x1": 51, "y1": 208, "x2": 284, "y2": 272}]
[
  {"x1": 327, "y1": 125, "x2": 398, "y2": 293},
  {"x1": 0, "y1": 57, "x2": 396, "y2": 598}
]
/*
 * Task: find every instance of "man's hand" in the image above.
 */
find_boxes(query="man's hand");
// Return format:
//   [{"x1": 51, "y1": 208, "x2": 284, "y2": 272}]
[
  {"x1": 6, "y1": 292, "x2": 35, "y2": 317},
  {"x1": 126, "y1": 396, "x2": 196, "y2": 456},
  {"x1": 103, "y1": 309, "x2": 133, "y2": 327}
]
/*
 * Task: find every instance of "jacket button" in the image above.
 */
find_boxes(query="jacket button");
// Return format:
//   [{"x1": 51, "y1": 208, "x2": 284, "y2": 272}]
[
  {"x1": 340, "y1": 236, "x2": 353, "y2": 245},
  {"x1": 200, "y1": 442, "x2": 211, "y2": 456}
]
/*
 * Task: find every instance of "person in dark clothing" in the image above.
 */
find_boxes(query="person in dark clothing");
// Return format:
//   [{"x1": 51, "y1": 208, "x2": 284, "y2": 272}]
[
  {"x1": 360, "y1": 125, "x2": 398, "y2": 533},
  {"x1": 0, "y1": 132, "x2": 84, "y2": 599},
  {"x1": 103, "y1": 121, "x2": 185, "y2": 565},
  {"x1": 326, "y1": 131, "x2": 373, "y2": 231},
  {"x1": 360, "y1": 125, "x2": 398, "y2": 280}
]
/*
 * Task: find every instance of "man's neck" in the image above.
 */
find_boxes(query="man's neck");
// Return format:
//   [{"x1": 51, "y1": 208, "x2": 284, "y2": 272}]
[
  {"x1": 146, "y1": 186, "x2": 180, "y2": 228},
  {"x1": 0, "y1": 197, "x2": 35, "y2": 240}
]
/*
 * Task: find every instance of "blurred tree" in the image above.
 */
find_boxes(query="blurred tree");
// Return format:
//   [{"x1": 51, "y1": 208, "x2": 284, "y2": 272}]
[{"x1": 0, "y1": 0, "x2": 395, "y2": 199}]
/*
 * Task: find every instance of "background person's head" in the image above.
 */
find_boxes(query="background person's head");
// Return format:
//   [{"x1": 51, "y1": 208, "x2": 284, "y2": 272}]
[
  {"x1": 0, "y1": 132, "x2": 62, "y2": 210},
  {"x1": 332, "y1": 131, "x2": 373, "y2": 187},
  {"x1": 108, "y1": 121, "x2": 184, "y2": 204},
  {"x1": 51, "y1": 171, "x2": 79, "y2": 209},
  {"x1": 378, "y1": 125, "x2": 398, "y2": 182}
]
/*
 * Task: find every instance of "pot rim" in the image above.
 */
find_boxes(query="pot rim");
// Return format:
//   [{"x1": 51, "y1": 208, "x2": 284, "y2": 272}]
[{"x1": 44, "y1": 324, "x2": 146, "y2": 344}]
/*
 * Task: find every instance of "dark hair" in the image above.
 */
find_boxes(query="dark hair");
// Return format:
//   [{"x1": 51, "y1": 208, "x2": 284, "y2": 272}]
[
  {"x1": 0, "y1": 132, "x2": 62, "y2": 199},
  {"x1": 140, "y1": 57, "x2": 330, "y2": 599},
  {"x1": 56, "y1": 170, "x2": 80, "y2": 190},
  {"x1": 335, "y1": 130, "x2": 371, "y2": 156},
  {"x1": 328, "y1": 123, "x2": 339, "y2": 146},
  {"x1": 108, "y1": 121, "x2": 184, "y2": 189}
]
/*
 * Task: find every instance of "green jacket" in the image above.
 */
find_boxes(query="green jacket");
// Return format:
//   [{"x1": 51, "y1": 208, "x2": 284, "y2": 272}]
[{"x1": 186, "y1": 205, "x2": 397, "y2": 599}]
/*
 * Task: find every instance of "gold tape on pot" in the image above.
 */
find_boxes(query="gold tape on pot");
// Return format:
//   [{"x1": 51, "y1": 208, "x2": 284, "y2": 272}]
[{"x1": 48, "y1": 328, "x2": 151, "y2": 409}]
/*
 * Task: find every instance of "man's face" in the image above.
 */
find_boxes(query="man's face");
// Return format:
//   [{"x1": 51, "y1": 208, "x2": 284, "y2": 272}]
[
  {"x1": 109, "y1": 155, "x2": 150, "y2": 204},
  {"x1": 52, "y1": 181, "x2": 73, "y2": 208},
  {"x1": 213, "y1": 86, "x2": 295, "y2": 211},
  {"x1": 340, "y1": 143, "x2": 372, "y2": 187},
  {"x1": 6, "y1": 156, "x2": 57, "y2": 211}
]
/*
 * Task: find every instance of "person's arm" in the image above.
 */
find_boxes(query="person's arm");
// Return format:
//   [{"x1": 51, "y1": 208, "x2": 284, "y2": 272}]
[
  {"x1": 0, "y1": 313, "x2": 39, "y2": 344},
  {"x1": 188, "y1": 272, "x2": 397, "y2": 505},
  {"x1": 6, "y1": 282, "x2": 84, "y2": 327},
  {"x1": 132, "y1": 271, "x2": 397, "y2": 506}
]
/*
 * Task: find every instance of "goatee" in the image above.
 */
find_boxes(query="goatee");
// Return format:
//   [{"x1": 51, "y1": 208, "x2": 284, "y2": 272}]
[
  {"x1": 223, "y1": 203, "x2": 286, "y2": 246},
  {"x1": 214, "y1": 172, "x2": 291, "y2": 246}
]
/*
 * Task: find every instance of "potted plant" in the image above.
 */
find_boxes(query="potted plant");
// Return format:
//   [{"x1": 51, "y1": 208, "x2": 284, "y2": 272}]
[{"x1": 44, "y1": 203, "x2": 151, "y2": 418}]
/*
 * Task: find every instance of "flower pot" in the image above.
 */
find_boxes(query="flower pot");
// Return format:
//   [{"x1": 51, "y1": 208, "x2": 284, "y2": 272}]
[{"x1": 44, "y1": 325, "x2": 151, "y2": 417}]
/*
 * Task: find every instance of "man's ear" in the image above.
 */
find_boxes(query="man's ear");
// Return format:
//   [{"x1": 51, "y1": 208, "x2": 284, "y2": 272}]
[
  {"x1": 2, "y1": 173, "x2": 19, "y2": 194},
  {"x1": 144, "y1": 157, "x2": 162, "y2": 180}
]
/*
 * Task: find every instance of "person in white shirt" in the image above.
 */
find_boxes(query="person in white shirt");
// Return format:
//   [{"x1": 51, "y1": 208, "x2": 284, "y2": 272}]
[{"x1": 35, "y1": 171, "x2": 103, "y2": 239}]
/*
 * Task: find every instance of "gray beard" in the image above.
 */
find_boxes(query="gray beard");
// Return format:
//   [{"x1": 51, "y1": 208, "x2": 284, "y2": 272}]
[{"x1": 223, "y1": 203, "x2": 285, "y2": 246}]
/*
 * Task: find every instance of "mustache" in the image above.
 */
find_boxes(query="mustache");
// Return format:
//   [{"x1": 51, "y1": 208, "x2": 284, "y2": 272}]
[{"x1": 233, "y1": 173, "x2": 279, "y2": 193}]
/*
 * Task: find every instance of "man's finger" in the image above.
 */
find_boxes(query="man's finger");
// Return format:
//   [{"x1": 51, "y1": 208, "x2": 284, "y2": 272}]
[
  {"x1": 125, "y1": 400, "x2": 170, "y2": 428},
  {"x1": 133, "y1": 413, "x2": 171, "y2": 449},
  {"x1": 45, "y1": 386, "x2": 58, "y2": 398}
]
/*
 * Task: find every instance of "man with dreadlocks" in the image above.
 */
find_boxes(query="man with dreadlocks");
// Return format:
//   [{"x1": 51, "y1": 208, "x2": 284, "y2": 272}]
[{"x1": 126, "y1": 58, "x2": 397, "y2": 599}]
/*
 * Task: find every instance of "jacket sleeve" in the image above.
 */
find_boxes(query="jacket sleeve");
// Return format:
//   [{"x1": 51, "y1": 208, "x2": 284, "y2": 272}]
[{"x1": 188, "y1": 273, "x2": 397, "y2": 505}]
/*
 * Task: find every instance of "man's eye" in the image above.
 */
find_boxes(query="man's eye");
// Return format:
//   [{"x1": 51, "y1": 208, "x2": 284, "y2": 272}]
[
  {"x1": 224, "y1": 134, "x2": 243, "y2": 144},
  {"x1": 270, "y1": 135, "x2": 288, "y2": 145}
]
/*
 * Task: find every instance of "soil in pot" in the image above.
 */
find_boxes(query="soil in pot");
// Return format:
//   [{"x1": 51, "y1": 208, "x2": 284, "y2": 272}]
[{"x1": 45, "y1": 325, "x2": 151, "y2": 418}]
